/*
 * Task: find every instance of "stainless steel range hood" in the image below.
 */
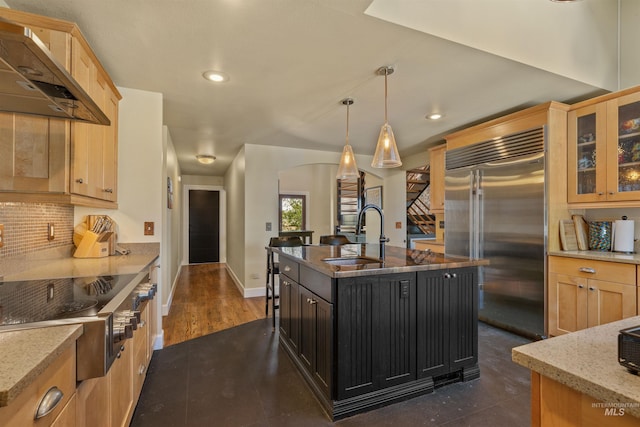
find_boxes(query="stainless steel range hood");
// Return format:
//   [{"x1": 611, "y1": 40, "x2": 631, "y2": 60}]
[{"x1": 0, "y1": 18, "x2": 110, "y2": 125}]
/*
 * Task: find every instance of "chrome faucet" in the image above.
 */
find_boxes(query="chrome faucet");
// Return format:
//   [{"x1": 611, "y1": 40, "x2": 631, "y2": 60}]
[{"x1": 356, "y1": 203, "x2": 389, "y2": 260}]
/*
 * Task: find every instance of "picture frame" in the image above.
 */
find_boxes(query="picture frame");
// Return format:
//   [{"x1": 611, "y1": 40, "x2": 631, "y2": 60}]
[
  {"x1": 365, "y1": 186, "x2": 382, "y2": 208},
  {"x1": 167, "y1": 176, "x2": 174, "y2": 209}
]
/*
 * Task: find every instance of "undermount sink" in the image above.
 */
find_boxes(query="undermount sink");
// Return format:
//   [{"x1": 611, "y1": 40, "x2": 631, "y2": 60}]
[{"x1": 322, "y1": 256, "x2": 382, "y2": 266}]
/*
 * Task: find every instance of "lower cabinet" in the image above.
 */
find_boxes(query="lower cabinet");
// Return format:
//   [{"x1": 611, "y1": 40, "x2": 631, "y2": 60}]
[
  {"x1": 416, "y1": 268, "x2": 478, "y2": 379},
  {"x1": 548, "y1": 256, "x2": 636, "y2": 336},
  {"x1": 299, "y1": 285, "x2": 333, "y2": 400},
  {"x1": 336, "y1": 273, "x2": 416, "y2": 400},
  {"x1": 0, "y1": 345, "x2": 77, "y2": 427},
  {"x1": 278, "y1": 274, "x2": 300, "y2": 353},
  {"x1": 278, "y1": 259, "x2": 480, "y2": 420},
  {"x1": 110, "y1": 341, "x2": 134, "y2": 427}
]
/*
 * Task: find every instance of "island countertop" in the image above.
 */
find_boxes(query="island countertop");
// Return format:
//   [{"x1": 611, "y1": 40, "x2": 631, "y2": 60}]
[
  {"x1": 512, "y1": 316, "x2": 640, "y2": 418},
  {"x1": 272, "y1": 243, "x2": 488, "y2": 278}
]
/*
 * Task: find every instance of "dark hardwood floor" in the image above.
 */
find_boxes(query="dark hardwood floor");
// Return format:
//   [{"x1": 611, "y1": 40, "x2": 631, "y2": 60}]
[{"x1": 132, "y1": 263, "x2": 533, "y2": 426}]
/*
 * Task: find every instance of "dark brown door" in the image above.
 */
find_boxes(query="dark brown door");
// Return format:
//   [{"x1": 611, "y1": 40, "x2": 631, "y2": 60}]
[{"x1": 189, "y1": 190, "x2": 220, "y2": 263}]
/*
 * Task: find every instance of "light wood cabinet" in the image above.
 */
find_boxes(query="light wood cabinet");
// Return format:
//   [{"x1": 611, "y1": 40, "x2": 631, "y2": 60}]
[
  {"x1": 413, "y1": 240, "x2": 444, "y2": 253},
  {"x1": 428, "y1": 145, "x2": 445, "y2": 214},
  {"x1": 548, "y1": 256, "x2": 636, "y2": 336},
  {"x1": 110, "y1": 342, "x2": 134, "y2": 427},
  {"x1": 0, "y1": 8, "x2": 120, "y2": 208},
  {"x1": 0, "y1": 345, "x2": 76, "y2": 427},
  {"x1": 75, "y1": 375, "x2": 110, "y2": 427},
  {"x1": 568, "y1": 87, "x2": 640, "y2": 207}
]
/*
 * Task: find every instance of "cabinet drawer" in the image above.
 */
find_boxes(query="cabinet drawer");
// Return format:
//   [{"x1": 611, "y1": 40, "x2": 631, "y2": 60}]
[
  {"x1": 279, "y1": 257, "x2": 299, "y2": 282},
  {"x1": 549, "y1": 256, "x2": 635, "y2": 285},
  {"x1": 0, "y1": 344, "x2": 76, "y2": 427}
]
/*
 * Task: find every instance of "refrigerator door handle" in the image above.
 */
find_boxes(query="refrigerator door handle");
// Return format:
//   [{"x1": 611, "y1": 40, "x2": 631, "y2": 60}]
[{"x1": 476, "y1": 169, "x2": 484, "y2": 260}]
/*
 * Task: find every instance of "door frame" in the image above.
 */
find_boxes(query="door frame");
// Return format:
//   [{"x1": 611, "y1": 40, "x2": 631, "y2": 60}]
[{"x1": 182, "y1": 184, "x2": 226, "y2": 265}]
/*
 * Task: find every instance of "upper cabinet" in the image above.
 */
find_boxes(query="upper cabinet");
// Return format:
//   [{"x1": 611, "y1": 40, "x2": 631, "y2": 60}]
[
  {"x1": 428, "y1": 145, "x2": 445, "y2": 214},
  {"x1": 0, "y1": 8, "x2": 121, "y2": 208},
  {"x1": 568, "y1": 87, "x2": 640, "y2": 207}
]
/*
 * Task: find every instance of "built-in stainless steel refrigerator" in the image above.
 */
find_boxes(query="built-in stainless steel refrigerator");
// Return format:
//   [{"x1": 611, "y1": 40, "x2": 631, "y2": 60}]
[{"x1": 444, "y1": 127, "x2": 546, "y2": 339}]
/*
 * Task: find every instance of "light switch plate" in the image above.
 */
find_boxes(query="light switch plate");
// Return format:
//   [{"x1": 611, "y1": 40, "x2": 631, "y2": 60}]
[
  {"x1": 144, "y1": 222, "x2": 154, "y2": 236},
  {"x1": 395, "y1": 222, "x2": 401, "y2": 229}
]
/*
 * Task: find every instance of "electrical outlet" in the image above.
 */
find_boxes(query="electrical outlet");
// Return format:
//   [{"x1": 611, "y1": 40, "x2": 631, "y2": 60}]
[
  {"x1": 0, "y1": 224, "x2": 4, "y2": 248},
  {"x1": 144, "y1": 222, "x2": 154, "y2": 236},
  {"x1": 266, "y1": 222, "x2": 272, "y2": 231}
]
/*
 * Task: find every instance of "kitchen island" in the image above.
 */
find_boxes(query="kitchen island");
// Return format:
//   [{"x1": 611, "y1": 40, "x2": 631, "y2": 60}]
[
  {"x1": 271, "y1": 243, "x2": 488, "y2": 420},
  {"x1": 513, "y1": 316, "x2": 640, "y2": 426}
]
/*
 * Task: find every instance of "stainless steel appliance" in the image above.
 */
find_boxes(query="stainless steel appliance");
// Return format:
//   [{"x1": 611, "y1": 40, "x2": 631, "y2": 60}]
[
  {"x1": 445, "y1": 127, "x2": 546, "y2": 339},
  {"x1": 0, "y1": 272, "x2": 157, "y2": 380},
  {"x1": 0, "y1": 18, "x2": 109, "y2": 124}
]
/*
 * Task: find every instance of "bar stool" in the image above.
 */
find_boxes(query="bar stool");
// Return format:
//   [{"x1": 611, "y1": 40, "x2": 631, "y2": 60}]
[
  {"x1": 319, "y1": 235, "x2": 352, "y2": 245},
  {"x1": 266, "y1": 236, "x2": 303, "y2": 330}
]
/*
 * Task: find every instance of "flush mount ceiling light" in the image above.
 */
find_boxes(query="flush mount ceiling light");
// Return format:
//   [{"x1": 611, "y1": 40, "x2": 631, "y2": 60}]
[
  {"x1": 371, "y1": 66, "x2": 402, "y2": 168},
  {"x1": 196, "y1": 154, "x2": 216, "y2": 164},
  {"x1": 336, "y1": 98, "x2": 359, "y2": 180},
  {"x1": 202, "y1": 70, "x2": 229, "y2": 82},
  {"x1": 549, "y1": 0, "x2": 582, "y2": 2},
  {"x1": 426, "y1": 113, "x2": 444, "y2": 120}
]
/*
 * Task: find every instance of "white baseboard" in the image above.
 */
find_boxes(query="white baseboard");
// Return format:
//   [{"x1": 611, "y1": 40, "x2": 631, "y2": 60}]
[
  {"x1": 152, "y1": 330, "x2": 164, "y2": 350},
  {"x1": 225, "y1": 264, "x2": 272, "y2": 298},
  {"x1": 162, "y1": 264, "x2": 181, "y2": 316}
]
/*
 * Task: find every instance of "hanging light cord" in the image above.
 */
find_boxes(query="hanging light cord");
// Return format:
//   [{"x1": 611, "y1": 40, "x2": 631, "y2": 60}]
[
  {"x1": 345, "y1": 101, "x2": 350, "y2": 145},
  {"x1": 383, "y1": 69, "x2": 388, "y2": 125}
]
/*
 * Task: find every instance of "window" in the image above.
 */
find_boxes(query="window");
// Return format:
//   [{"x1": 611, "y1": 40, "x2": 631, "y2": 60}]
[{"x1": 279, "y1": 194, "x2": 306, "y2": 231}]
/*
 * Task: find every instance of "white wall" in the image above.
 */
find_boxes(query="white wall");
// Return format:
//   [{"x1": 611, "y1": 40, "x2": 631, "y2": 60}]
[
  {"x1": 621, "y1": 0, "x2": 640, "y2": 89},
  {"x1": 162, "y1": 126, "x2": 182, "y2": 314},
  {"x1": 224, "y1": 147, "x2": 246, "y2": 288}
]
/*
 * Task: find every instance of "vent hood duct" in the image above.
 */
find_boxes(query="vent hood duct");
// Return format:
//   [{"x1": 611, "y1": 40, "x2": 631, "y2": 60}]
[{"x1": 0, "y1": 18, "x2": 109, "y2": 125}]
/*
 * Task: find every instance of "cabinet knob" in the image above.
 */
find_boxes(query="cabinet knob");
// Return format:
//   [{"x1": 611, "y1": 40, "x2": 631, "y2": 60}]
[
  {"x1": 578, "y1": 285, "x2": 584, "y2": 289},
  {"x1": 578, "y1": 267, "x2": 596, "y2": 274},
  {"x1": 310, "y1": 299, "x2": 317, "y2": 305},
  {"x1": 75, "y1": 178, "x2": 84, "y2": 184},
  {"x1": 609, "y1": 191, "x2": 614, "y2": 195},
  {"x1": 589, "y1": 287, "x2": 596, "y2": 291},
  {"x1": 284, "y1": 266, "x2": 291, "y2": 272},
  {"x1": 139, "y1": 365, "x2": 146, "y2": 375},
  {"x1": 597, "y1": 192, "x2": 604, "y2": 196},
  {"x1": 283, "y1": 281, "x2": 289, "y2": 287},
  {"x1": 451, "y1": 273, "x2": 457, "y2": 278}
]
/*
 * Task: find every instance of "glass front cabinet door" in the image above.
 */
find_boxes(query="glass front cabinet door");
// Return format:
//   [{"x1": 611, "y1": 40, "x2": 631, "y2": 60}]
[
  {"x1": 607, "y1": 91, "x2": 640, "y2": 202},
  {"x1": 568, "y1": 90, "x2": 640, "y2": 205},
  {"x1": 568, "y1": 103, "x2": 607, "y2": 203}
]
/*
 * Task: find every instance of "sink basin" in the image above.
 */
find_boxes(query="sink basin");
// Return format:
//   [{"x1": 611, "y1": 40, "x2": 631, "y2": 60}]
[{"x1": 322, "y1": 256, "x2": 382, "y2": 266}]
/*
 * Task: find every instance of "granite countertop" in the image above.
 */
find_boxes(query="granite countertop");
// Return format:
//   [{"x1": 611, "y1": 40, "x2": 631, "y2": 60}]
[
  {"x1": 1, "y1": 243, "x2": 160, "y2": 281},
  {"x1": 272, "y1": 243, "x2": 488, "y2": 278},
  {"x1": 512, "y1": 316, "x2": 640, "y2": 418},
  {"x1": 0, "y1": 324, "x2": 82, "y2": 407},
  {"x1": 549, "y1": 250, "x2": 640, "y2": 265}
]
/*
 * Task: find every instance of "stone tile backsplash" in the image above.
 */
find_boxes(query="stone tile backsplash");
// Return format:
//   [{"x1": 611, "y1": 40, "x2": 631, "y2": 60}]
[{"x1": 0, "y1": 203, "x2": 74, "y2": 259}]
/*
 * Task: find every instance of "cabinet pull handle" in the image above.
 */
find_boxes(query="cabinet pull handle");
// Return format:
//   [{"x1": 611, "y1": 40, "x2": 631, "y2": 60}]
[
  {"x1": 139, "y1": 365, "x2": 146, "y2": 375},
  {"x1": 309, "y1": 299, "x2": 317, "y2": 305},
  {"x1": 35, "y1": 386, "x2": 64, "y2": 419},
  {"x1": 75, "y1": 178, "x2": 84, "y2": 184},
  {"x1": 578, "y1": 267, "x2": 596, "y2": 274},
  {"x1": 284, "y1": 266, "x2": 291, "y2": 272},
  {"x1": 104, "y1": 188, "x2": 113, "y2": 193},
  {"x1": 609, "y1": 191, "x2": 614, "y2": 195},
  {"x1": 597, "y1": 192, "x2": 604, "y2": 196},
  {"x1": 283, "y1": 281, "x2": 289, "y2": 287}
]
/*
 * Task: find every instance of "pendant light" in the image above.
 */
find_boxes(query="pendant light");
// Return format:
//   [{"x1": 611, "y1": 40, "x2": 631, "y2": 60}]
[
  {"x1": 336, "y1": 98, "x2": 359, "y2": 179},
  {"x1": 371, "y1": 66, "x2": 402, "y2": 168}
]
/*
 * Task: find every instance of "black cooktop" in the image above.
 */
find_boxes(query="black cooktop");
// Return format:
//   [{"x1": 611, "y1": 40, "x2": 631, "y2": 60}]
[{"x1": 0, "y1": 273, "x2": 138, "y2": 326}]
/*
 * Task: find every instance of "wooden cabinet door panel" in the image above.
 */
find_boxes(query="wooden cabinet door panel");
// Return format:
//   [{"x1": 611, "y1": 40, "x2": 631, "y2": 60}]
[
  {"x1": 448, "y1": 268, "x2": 478, "y2": 370},
  {"x1": 429, "y1": 145, "x2": 446, "y2": 213},
  {"x1": 417, "y1": 271, "x2": 449, "y2": 378},
  {"x1": 548, "y1": 273, "x2": 588, "y2": 336},
  {"x1": 314, "y1": 296, "x2": 332, "y2": 399},
  {"x1": 298, "y1": 286, "x2": 315, "y2": 374},
  {"x1": 75, "y1": 376, "x2": 110, "y2": 427},
  {"x1": 586, "y1": 279, "x2": 636, "y2": 328},
  {"x1": 110, "y1": 344, "x2": 133, "y2": 427}
]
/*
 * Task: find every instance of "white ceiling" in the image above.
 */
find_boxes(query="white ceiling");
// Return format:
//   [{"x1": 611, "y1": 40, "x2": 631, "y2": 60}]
[{"x1": 4, "y1": 0, "x2": 617, "y2": 176}]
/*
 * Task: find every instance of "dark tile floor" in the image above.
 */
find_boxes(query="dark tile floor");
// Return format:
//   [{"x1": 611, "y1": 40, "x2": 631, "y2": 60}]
[{"x1": 131, "y1": 320, "x2": 532, "y2": 427}]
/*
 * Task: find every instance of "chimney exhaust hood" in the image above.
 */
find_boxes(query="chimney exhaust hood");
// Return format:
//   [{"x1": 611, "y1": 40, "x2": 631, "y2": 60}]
[{"x1": 0, "y1": 18, "x2": 110, "y2": 125}]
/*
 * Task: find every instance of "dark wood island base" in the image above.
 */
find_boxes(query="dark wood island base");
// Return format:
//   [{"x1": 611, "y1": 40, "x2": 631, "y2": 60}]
[{"x1": 272, "y1": 244, "x2": 485, "y2": 420}]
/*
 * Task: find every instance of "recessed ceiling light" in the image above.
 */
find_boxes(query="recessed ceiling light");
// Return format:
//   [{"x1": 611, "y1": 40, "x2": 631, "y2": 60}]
[
  {"x1": 549, "y1": 0, "x2": 581, "y2": 2},
  {"x1": 196, "y1": 154, "x2": 216, "y2": 164},
  {"x1": 202, "y1": 70, "x2": 229, "y2": 82},
  {"x1": 426, "y1": 113, "x2": 444, "y2": 120}
]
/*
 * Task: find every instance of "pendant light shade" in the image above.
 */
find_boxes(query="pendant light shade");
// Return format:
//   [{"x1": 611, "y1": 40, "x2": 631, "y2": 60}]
[
  {"x1": 336, "y1": 98, "x2": 359, "y2": 179},
  {"x1": 372, "y1": 66, "x2": 402, "y2": 168}
]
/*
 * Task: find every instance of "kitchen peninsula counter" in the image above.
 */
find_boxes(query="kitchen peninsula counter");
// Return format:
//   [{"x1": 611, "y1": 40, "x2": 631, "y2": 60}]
[
  {"x1": 272, "y1": 243, "x2": 487, "y2": 420},
  {"x1": 513, "y1": 316, "x2": 640, "y2": 424}
]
